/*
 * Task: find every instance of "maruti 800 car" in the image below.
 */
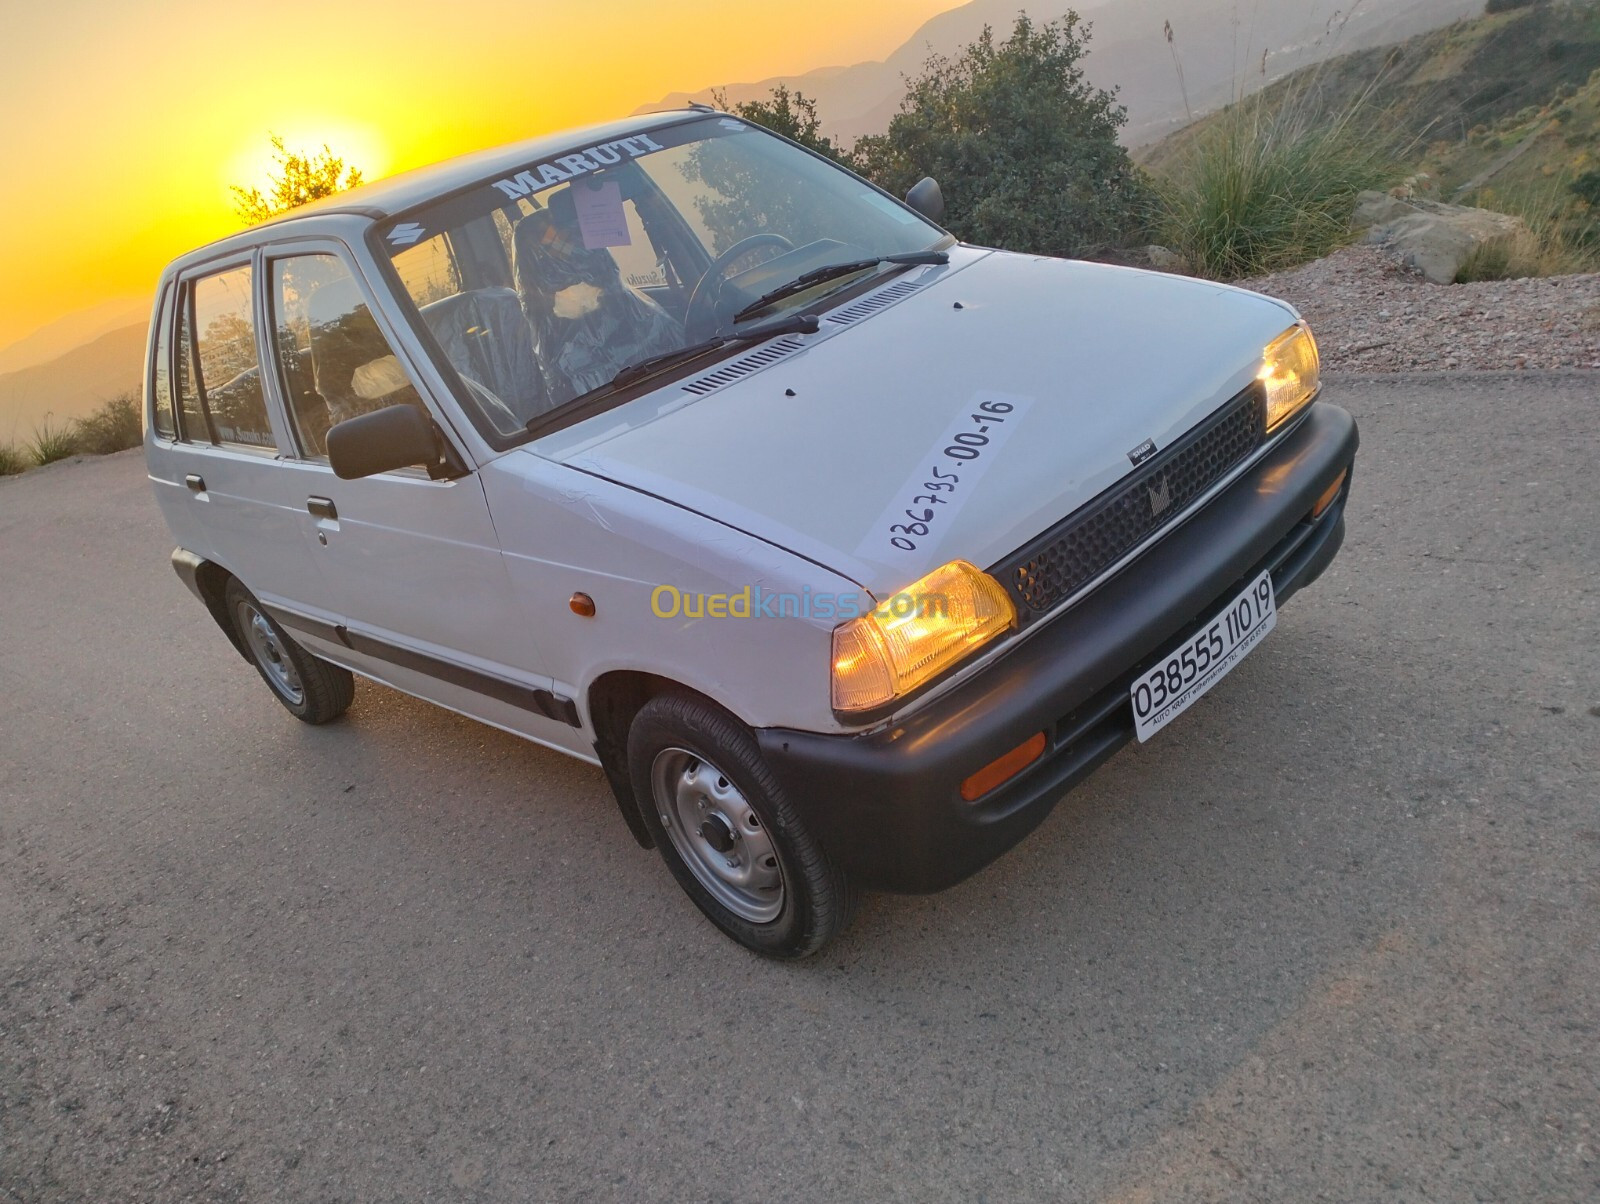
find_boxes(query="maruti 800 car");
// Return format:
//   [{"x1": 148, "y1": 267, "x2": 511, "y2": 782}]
[{"x1": 145, "y1": 109, "x2": 1357, "y2": 957}]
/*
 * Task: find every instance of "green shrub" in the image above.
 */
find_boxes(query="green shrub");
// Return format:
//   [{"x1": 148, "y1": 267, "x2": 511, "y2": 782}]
[
  {"x1": 715, "y1": 85, "x2": 852, "y2": 165},
  {"x1": 72, "y1": 394, "x2": 142, "y2": 455},
  {"x1": 27, "y1": 417, "x2": 78, "y2": 466},
  {"x1": 1154, "y1": 92, "x2": 1395, "y2": 279},
  {"x1": 1571, "y1": 168, "x2": 1600, "y2": 207},
  {"x1": 852, "y1": 14, "x2": 1152, "y2": 258},
  {"x1": 0, "y1": 443, "x2": 25, "y2": 476}
]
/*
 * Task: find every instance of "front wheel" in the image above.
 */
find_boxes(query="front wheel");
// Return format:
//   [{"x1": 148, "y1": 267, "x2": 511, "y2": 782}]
[
  {"x1": 224, "y1": 579, "x2": 354, "y2": 725},
  {"x1": 627, "y1": 693, "x2": 854, "y2": 958}
]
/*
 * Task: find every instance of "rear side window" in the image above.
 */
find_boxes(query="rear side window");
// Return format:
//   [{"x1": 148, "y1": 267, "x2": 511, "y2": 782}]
[
  {"x1": 191, "y1": 267, "x2": 274, "y2": 450},
  {"x1": 149, "y1": 287, "x2": 176, "y2": 439}
]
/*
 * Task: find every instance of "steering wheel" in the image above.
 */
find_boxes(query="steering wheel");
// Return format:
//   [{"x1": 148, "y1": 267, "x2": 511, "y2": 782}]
[{"x1": 683, "y1": 233, "x2": 796, "y2": 340}]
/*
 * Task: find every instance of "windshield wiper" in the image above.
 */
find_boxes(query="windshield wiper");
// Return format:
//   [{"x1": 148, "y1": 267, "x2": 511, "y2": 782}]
[
  {"x1": 731, "y1": 250, "x2": 950, "y2": 324},
  {"x1": 524, "y1": 312, "x2": 821, "y2": 437}
]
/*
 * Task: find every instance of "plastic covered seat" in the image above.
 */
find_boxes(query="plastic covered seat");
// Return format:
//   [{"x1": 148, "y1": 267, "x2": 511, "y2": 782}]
[
  {"x1": 419, "y1": 287, "x2": 547, "y2": 424},
  {"x1": 512, "y1": 187, "x2": 681, "y2": 406}
]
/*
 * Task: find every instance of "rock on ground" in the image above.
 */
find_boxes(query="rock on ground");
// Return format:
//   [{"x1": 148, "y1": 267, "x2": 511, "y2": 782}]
[
  {"x1": 1244, "y1": 245, "x2": 1600, "y2": 373},
  {"x1": 1351, "y1": 190, "x2": 1528, "y2": 285}
]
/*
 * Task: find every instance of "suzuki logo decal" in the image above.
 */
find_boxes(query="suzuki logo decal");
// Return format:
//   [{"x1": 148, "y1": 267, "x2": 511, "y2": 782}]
[
  {"x1": 1147, "y1": 475, "x2": 1172, "y2": 518},
  {"x1": 387, "y1": 222, "x2": 426, "y2": 246}
]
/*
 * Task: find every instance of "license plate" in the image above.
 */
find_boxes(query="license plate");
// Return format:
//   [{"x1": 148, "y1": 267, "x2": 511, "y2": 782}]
[{"x1": 1131, "y1": 570, "x2": 1277, "y2": 743}]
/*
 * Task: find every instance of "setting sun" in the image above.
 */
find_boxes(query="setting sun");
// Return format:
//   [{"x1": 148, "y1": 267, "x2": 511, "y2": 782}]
[
  {"x1": 222, "y1": 123, "x2": 391, "y2": 201},
  {"x1": 0, "y1": 0, "x2": 963, "y2": 353}
]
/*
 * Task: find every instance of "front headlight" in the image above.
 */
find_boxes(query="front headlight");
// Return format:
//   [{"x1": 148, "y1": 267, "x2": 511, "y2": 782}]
[
  {"x1": 1259, "y1": 324, "x2": 1320, "y2": 432},
  {"x1": 831, "y1": 560, "x2": 1016, "y2": 715}
]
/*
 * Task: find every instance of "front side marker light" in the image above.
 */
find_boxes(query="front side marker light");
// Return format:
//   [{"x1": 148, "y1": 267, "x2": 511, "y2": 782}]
[
  {"x1": 1311, "y1": 469, "x2": 1348, "y2": 519},
  {"x1": 961, "y1": 732, "x2": 1048, "y2": 801},
  {"x1": 1259, "y1": 324, "x2": 1321, "y2": 432},
  {"x1": 831, "y1": 560, "x2": 1016, "y2": 715}
]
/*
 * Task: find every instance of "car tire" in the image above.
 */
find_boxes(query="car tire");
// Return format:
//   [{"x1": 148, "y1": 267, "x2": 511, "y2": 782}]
[
  {"x1": 224, "y1": 578, "x2": 354, "y2": 725},
  {"x1": 627, "y1": 692, "x2": 854, "y2": 959}
]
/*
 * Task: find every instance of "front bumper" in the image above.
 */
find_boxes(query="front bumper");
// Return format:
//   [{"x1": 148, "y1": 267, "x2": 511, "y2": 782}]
[{"x1": 756, "y1": 402, "x2": 1359, "y2": 893}]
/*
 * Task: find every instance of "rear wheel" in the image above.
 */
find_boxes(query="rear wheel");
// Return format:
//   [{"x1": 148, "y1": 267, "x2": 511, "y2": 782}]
[
  {"x1": 628, "y1": 692, "x2": 854, "y2": 958},
  {"x1": 224, "y1": 579, "x2": 354, "y2": 724}
]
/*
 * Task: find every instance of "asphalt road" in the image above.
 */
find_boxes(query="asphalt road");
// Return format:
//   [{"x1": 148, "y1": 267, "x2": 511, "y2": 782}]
[{"x1": 2, "y1": 373, "x2": 1597, "y2": 1203}]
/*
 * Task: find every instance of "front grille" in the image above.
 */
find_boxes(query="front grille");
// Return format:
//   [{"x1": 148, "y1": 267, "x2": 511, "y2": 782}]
[{"x1": 994, "y1": 386, "x2": 1265, "y2": 620}]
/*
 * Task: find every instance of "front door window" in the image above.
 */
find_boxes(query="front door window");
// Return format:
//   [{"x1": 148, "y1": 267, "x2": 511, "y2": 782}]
[{"x1": 268, "y1": 253, "x2": 428, "y2": 463}]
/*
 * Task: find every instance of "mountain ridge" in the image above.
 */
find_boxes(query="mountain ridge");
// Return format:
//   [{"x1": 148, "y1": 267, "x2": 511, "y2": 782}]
[
  {"x1": 639, "y1": 0, "x2": 1485, "y2": 147},
  {"x1": 0, "y1": 322, "x2": 145, "y2": 442}
]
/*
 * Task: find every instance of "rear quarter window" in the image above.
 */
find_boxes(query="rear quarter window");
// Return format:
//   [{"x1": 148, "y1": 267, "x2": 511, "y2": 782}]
[{"x1": 149, "y1": 286, "x2": 176, "y2": 439}]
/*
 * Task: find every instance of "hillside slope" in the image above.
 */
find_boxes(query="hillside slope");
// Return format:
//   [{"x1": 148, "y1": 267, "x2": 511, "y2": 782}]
[
  {"x1": 0, "y1": 296, "x2": 150, "y2": 376},
  {"x1": 1140, "y1": 0, "x2": 1600, "y2": 174},
  {"x1": 0, "y1": 322, "x2": 144, "y2": 441},
  {"x1": 641, "y1": 0, "x2": 1483, "y2": 147}
]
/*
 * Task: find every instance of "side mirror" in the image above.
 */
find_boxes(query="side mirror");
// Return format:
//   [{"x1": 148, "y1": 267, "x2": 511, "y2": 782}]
[
  {"x1": 905, "y1": 177, "x2": 946, "y2": 224},
  {"x1": 327, "y1": 404, "x2": 442, "y2": 480}
]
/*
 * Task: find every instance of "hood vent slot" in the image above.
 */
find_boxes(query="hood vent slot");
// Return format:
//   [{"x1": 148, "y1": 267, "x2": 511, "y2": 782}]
[
  {"x1": 826, "y1": 277, "x2": 927, "y2": 326},
  {"x1": 680, "y1": 335, "x2": 807, "y2": 396}
]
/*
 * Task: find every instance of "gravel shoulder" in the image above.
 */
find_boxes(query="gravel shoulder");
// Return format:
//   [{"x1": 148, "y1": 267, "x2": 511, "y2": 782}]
[{"x1": 1246, "y1": 244, "x2": 1600, "y2": 373}]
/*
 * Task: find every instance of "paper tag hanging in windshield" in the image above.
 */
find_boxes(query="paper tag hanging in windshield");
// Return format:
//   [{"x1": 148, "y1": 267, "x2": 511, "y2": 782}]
[{"x1": 573, "y1": 179, "x2": 631, "y2": 250}]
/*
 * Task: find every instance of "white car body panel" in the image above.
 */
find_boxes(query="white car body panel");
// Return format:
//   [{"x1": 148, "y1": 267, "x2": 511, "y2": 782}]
[
  {"x1": 479, "y1": 452, "x2": 858, "y2": 733},
  {"x1": 534, "y1": 248, "x2": 1298, "y2": 597}
]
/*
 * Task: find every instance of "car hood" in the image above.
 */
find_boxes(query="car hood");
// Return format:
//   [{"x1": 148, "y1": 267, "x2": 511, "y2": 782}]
[{"x1": 529, "y1": 248, "x2": 1299, "y2": 598}]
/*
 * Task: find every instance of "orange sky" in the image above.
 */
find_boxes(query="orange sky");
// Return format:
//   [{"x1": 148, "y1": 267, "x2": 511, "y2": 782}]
[{"x1": 0, "y1": 0, "x2": 965, "y2": 350}]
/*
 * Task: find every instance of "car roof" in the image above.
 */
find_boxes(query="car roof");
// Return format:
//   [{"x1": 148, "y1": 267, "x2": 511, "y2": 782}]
[{"x1": 166, "y1": 109, "x2": 709, "y2": 272}]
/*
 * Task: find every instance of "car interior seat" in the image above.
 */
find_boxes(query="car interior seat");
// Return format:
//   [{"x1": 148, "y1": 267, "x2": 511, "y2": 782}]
[
  {"x1": 419, "y1": 287, "x2": 546, "y2": 425},
  {"x1": 512, "y1": 185, "x2": 682, "y2": 407}
]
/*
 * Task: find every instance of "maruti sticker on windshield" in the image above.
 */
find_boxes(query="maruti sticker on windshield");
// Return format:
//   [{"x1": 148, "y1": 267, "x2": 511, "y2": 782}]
[{"x1": 490, "y1": 134, "x2": 666, "y2": 200}]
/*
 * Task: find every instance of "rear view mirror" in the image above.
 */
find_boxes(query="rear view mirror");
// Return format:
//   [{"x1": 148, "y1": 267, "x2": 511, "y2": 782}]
[
  {"x1": 327, "y1": 404, "x2": 443, "y2": 480},
  {"x1": 905, "y1": 177, "x2": 946, "y2": 224}
]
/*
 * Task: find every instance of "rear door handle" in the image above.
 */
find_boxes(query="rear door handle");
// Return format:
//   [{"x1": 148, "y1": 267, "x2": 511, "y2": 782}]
[
  {"x1": 307, "y1": 496, "x2": 337, "y2": 520},
  {"x1": 185, "y1": 474, "x2": 206, "y2": 492}
]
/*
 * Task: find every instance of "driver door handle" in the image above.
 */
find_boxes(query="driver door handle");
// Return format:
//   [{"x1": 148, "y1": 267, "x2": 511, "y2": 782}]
[{"x1": 307, "y1": 496, "x2": 337, "y2": 520}]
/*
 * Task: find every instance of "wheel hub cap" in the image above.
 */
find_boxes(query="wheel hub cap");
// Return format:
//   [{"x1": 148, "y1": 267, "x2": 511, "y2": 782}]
[
  {"x1": 699, "y1": 814, "x2": 736, "y2": 854},
  {"x1": 236, "y1": 600, "x2": 304, "y2": 705},
  {"x1": 651, "y1": 748, "x2": 784, "y2": 924}
]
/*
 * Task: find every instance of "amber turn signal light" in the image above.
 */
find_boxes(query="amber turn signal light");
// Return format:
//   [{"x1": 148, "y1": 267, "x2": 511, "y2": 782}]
[
  {"x1": 961, "y1": 732, "x2": 1048, "y2": 802},
  {"x1": 1310, "y1": 469, "x2": 1348, "y2": 520},
  {"x1": 569, "y1": 592, "x2": 596, "y2": 617}
]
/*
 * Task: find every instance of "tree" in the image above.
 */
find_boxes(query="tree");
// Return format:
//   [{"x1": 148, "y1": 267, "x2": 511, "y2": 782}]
[
  {"x1": 231, "y1": 134, "x2": 364, "y2": 226},
  {"x1": 679, "y1": 86, "x2": 854, "y2": 254},
  {"x1": 852, "y1": 13, "x2": 1150, "y2": 257},
  {"x1": 714, "y1": 84, "x2": 852, "y2": 165}
]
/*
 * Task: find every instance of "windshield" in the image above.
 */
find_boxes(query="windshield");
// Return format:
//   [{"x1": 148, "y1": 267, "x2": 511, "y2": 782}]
[{"x1": 376, "y1": 116, "x2": 947, "y2": 444}]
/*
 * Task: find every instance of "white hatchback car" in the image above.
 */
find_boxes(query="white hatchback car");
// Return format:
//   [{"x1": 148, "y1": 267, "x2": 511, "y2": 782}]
[{"x1": 146, "y1": 109, "x2": 1357, "y2": 957}]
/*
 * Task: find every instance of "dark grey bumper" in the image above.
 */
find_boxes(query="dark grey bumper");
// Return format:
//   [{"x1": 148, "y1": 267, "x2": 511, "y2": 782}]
[{"x1": 757, "y1": 402, "x2": 1359, "y2": 893}]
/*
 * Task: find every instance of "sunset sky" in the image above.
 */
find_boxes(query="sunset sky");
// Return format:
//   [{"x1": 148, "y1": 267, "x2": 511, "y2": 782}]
[{"x1": 0, "y1": 0, "x2": 965, "y2": 351}]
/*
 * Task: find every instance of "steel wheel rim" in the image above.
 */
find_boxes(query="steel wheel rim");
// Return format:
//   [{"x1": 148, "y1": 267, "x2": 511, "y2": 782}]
[
  {"x1": 236, "y1": 600, "x2": 304, "y2": 705},
  {"x1": 650, "y1": 747, "x2": 784, "y2": 924}
]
